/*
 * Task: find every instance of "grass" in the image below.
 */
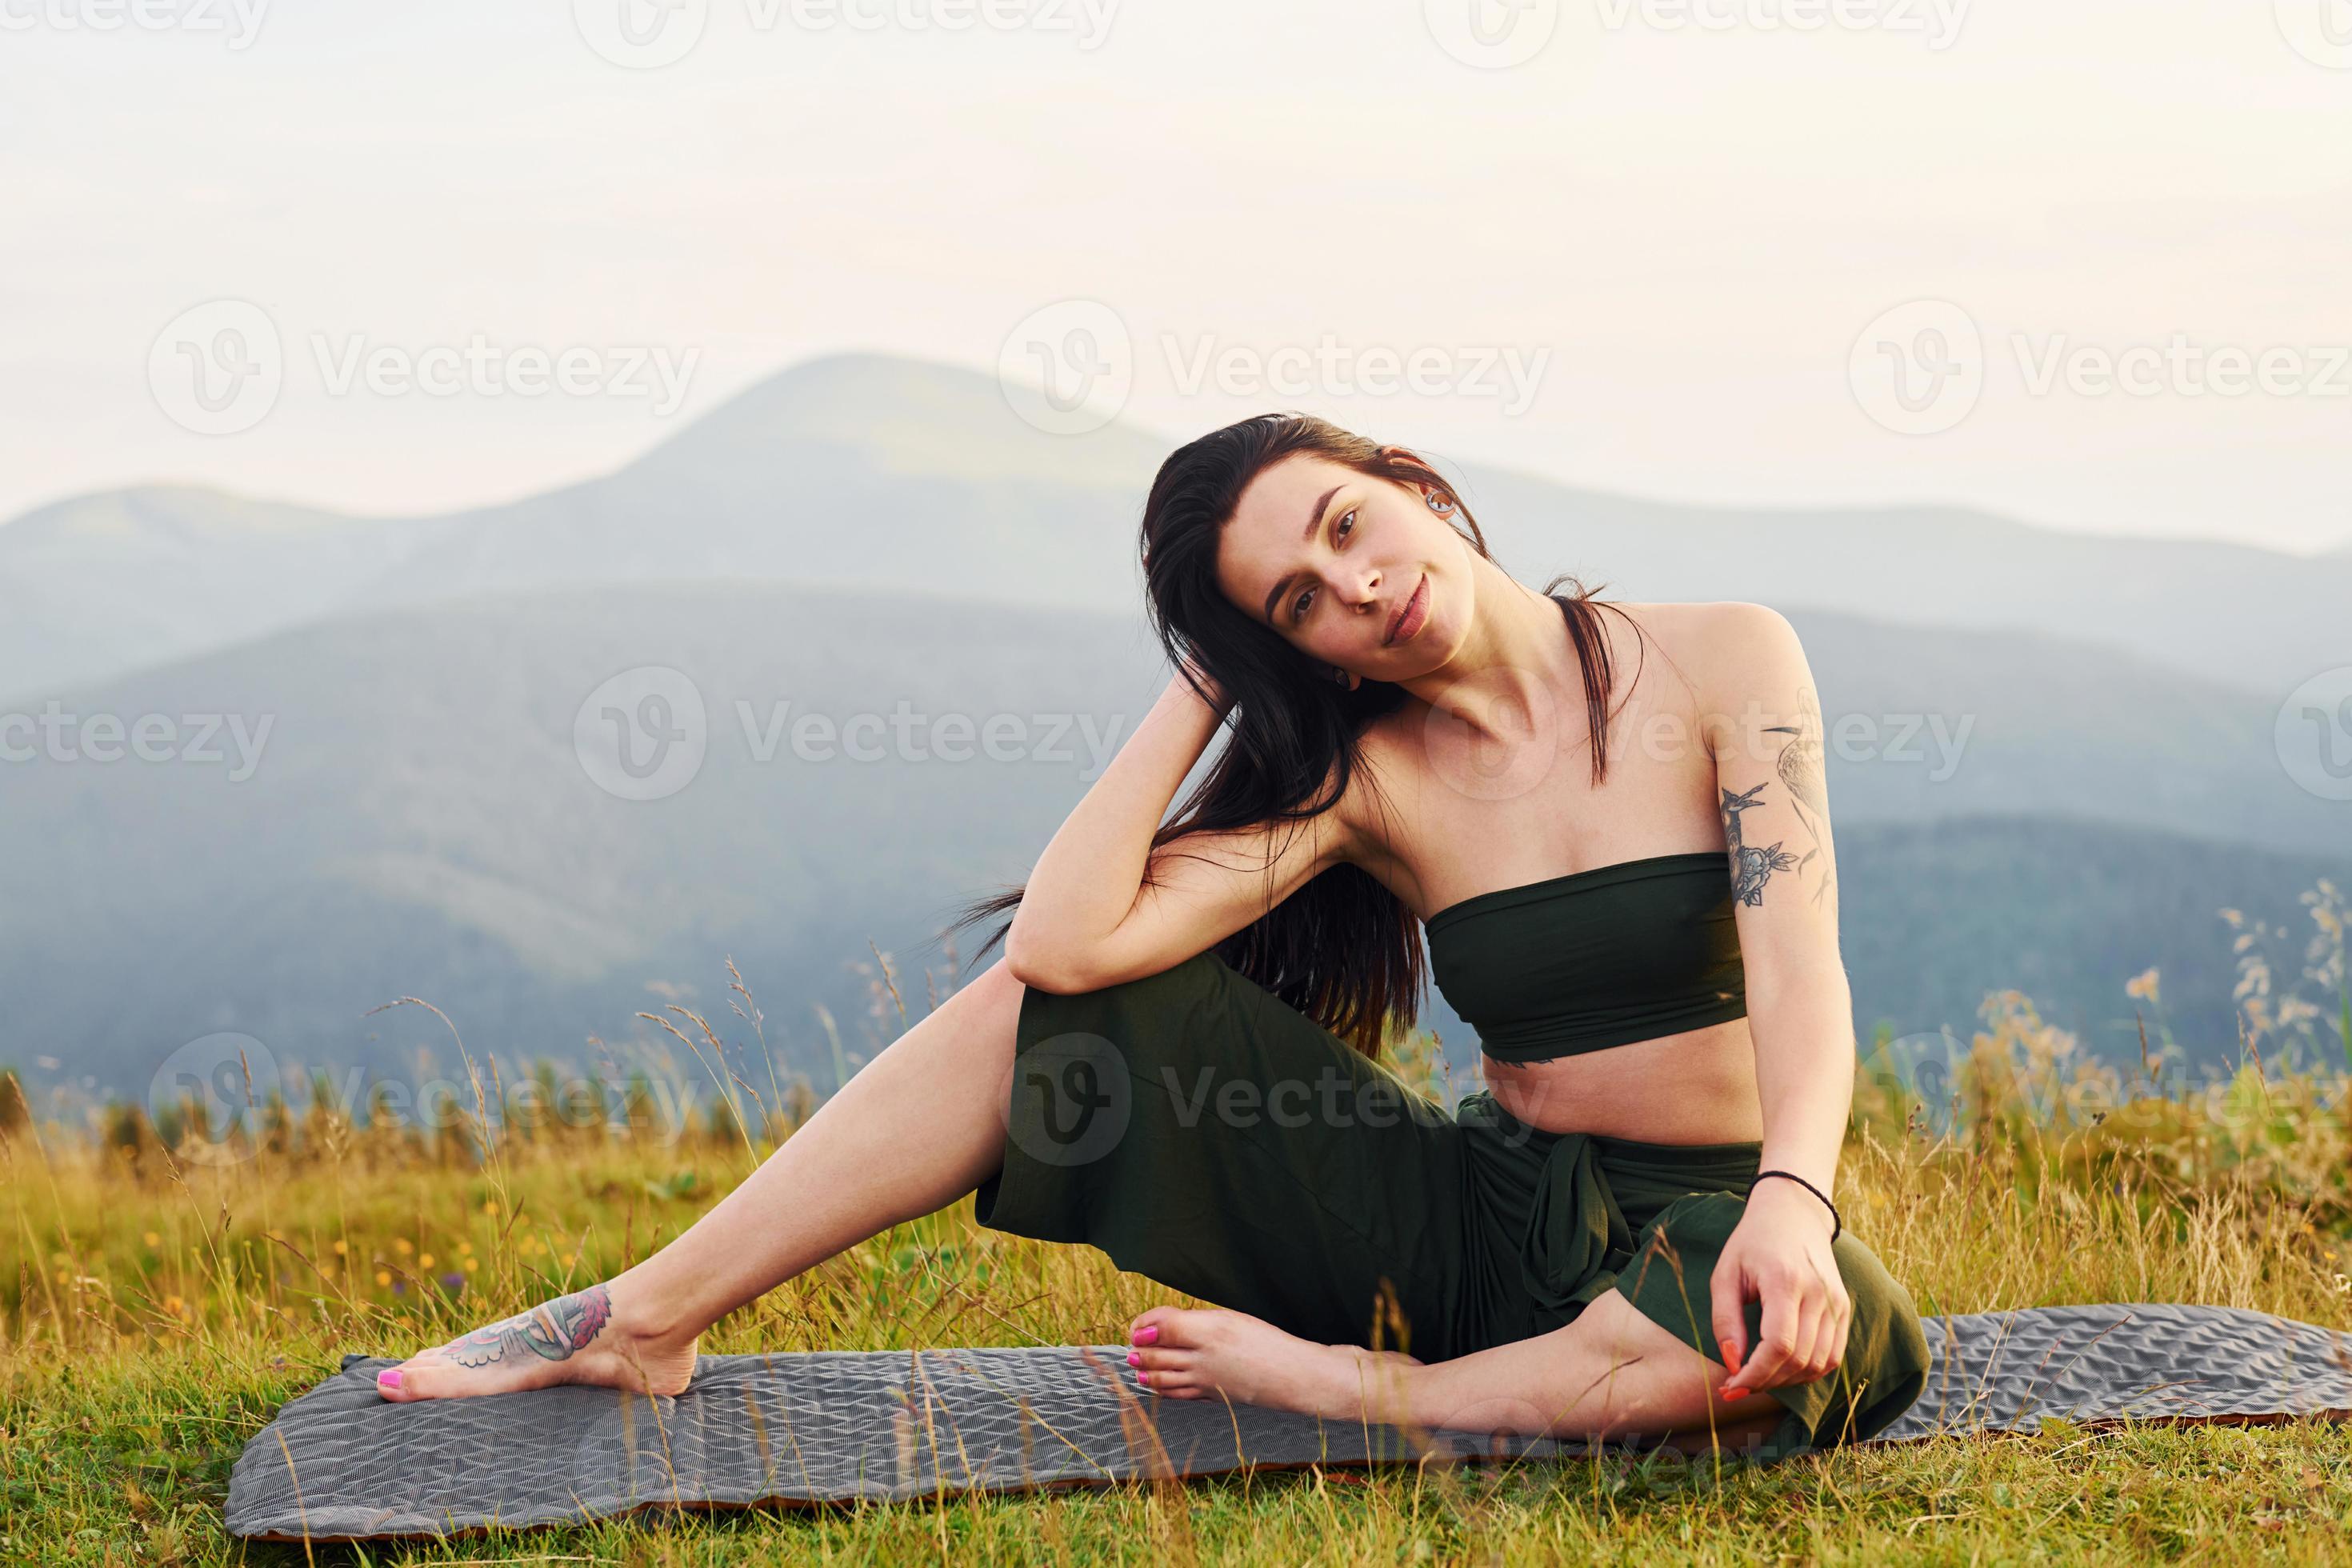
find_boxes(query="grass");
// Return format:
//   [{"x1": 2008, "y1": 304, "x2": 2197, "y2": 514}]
[{"x1": 5, "y1": 940, "x2": 2352, "y2": 1564}]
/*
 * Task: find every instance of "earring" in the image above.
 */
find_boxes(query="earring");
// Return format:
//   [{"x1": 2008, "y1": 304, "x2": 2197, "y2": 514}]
[
  {"x1": 1426, "y1": 490, "x2": 1456, "y2": 516},
  {"x1": 1330, "y1": 666, "x2": 1353, "y2": 688}
]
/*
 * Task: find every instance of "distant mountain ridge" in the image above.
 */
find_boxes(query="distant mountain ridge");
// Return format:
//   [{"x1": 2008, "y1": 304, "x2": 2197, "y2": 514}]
[
  {"x1": 5, "y1": 353, "x2": 2344, "y2": 704},
  {"x1": 2, "y1": 580, "x2": 2339, "y2": 1097}
]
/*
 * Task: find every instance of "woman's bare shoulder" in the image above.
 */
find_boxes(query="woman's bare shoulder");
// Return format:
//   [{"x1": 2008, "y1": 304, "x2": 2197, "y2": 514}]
[{"x1": 1601, "y1": 598, "x2": 1787, "y2": 685}]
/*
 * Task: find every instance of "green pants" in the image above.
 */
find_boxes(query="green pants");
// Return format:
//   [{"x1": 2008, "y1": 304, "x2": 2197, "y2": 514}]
[{"x1": 975, "y1": 948, "x2": 1931, "y2": 1461}]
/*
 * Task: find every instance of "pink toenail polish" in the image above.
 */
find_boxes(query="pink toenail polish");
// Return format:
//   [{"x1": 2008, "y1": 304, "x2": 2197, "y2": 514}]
[
  {"x1": 1132, "y1": 1324, "x2": 1159, "y2": 1345},
  {"x1": 377, "y1": 1369, "x2": 402, "y2": 1393},
  {"x1": 1126, "y1": 1351, "x2": 1141, "y2": 1367}
]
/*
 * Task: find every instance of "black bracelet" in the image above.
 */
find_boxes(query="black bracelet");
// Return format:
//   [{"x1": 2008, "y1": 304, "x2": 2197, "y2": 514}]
[{"x1": 1754, "y1": 1170, "x2": 1841, "y2": 1242}]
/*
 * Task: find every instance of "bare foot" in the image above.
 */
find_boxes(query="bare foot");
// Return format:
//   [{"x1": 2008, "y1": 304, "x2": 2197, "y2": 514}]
[
  {"x1": 1124, "y1": 1306, "x2": 1420, "y2": 1422},
  {"x1": 374, "y1": 1278, "x2": 698, "y2": 1402}
]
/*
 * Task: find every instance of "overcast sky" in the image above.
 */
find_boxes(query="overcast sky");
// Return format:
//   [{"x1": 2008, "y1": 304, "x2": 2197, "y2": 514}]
[{"x1": 4, "y1": 0, "x2": 2349, "y2": 551}]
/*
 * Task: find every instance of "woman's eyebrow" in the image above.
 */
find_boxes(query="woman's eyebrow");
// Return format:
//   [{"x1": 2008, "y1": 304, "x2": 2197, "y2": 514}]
[{"x1": 1260, "y1": 485, "x2": 1342, "y2": 626}]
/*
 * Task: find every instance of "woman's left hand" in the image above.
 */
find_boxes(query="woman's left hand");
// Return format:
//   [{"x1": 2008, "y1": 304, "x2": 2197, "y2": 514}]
[{"x1": 1710, "y1": 1179, "x2": 1850, "y2": 1400}]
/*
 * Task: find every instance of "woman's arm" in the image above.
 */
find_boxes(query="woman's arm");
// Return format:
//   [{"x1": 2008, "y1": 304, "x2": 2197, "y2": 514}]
[
  {"x1": 1004, "y1": 664, "x2": 1362, "y2": 994},
  {"x1": 1696, "y1": 602, "x2": 1854, "y2": 1402}
]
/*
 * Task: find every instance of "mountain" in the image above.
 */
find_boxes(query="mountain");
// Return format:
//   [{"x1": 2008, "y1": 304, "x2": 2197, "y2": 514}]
[
  {"x1": 1838, "y1": 814, "x2": 2347, "y2": 1070},
  {"x1": 5, "y1": 353, "x2": 2346, "y2": 706},
  {"x1": 2, "y1": 580, "x2": 2337, "y2": 1099}
]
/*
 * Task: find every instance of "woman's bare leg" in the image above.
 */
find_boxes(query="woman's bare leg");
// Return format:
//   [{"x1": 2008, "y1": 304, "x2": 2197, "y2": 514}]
[
  {"x1": 378, "y1": 958, "x2": 1030, "y2": 1401},
  {"x1": 1125, "y1": 1292, "x2": 1789, "y2": 1454}
]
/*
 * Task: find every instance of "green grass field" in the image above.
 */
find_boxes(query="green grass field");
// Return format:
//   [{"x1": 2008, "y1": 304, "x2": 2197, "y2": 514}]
[{"x1": 6, "y1": 952, "x2": 2350, "y2": 1564}]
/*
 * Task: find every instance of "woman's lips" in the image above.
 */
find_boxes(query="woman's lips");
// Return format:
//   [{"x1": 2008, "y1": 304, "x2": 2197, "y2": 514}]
[{"x1": 1386, "y1": 573, "x2": 1430, "y2": 646}]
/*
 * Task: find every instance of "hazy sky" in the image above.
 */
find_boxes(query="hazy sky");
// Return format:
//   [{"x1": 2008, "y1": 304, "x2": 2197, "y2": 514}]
[{"x1": 4, "y1": 0, "x2": 2349, "y2": 551}]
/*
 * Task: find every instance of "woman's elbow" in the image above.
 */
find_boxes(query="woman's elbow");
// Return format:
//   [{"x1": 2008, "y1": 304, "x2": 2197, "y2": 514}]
[{"x1": 1003, "y1": 932, "x2": 1099, "y2": 995}]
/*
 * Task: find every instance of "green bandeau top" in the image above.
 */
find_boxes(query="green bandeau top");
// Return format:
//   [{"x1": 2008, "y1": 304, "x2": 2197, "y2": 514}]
[{"x1": 1424, "y1": 850, "x2": 1749, "y2": 1062}]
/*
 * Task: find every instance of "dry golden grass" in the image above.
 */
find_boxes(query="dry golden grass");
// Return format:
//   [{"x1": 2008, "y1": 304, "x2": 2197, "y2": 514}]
[{"x1": 4, "y1": 928, "x2": 2350, "y2": 1562}]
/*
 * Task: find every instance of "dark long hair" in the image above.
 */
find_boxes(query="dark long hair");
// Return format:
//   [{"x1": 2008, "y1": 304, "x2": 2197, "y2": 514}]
[{"x1": 946, "y1": 413, "x2": 1646, "y2": 1058}]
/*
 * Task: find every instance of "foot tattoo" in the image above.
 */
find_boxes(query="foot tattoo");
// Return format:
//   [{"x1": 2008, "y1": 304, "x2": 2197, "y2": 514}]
[{"x1": 446, "y1": 1282, "x2": 613, "y2": 1369}]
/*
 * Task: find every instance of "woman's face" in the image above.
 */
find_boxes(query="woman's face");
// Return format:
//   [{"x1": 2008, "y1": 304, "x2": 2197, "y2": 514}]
[{"x1": 1214, "y1": 453, "x2": 1463, "y2": 681}]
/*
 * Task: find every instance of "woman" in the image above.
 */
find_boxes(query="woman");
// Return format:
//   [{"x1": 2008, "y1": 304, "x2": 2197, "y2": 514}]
[{"x1": 374, "y1": 414, "x2": 1931, "y2": 1462}]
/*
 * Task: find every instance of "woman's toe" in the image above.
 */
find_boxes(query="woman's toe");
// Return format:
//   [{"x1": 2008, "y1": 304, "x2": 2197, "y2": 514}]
[
  {"x1": 1128, "y1": 1305, "x2": 1182, "y2": 1348},
  {"x1": 1131, "y1": 1305, "x2": 1234, "y2": 1352},
  {"x1": 374, "y1": 1350, "x2": 450, "y2": 1402}
]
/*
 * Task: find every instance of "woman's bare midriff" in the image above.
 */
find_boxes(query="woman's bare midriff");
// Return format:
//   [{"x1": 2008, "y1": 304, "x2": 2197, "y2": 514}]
[
  {"x1": 1479, "y1": 1019, "x2": 1766, "y2": 1142},
  {"x1": 1354, "y1": 600, "x2": 1770, "y2": 1145}
]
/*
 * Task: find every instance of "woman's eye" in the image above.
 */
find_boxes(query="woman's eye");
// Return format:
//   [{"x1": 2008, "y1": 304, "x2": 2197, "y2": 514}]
[{"x1": 1294, "y1": 510, "x2": 1357, "y2": 622}]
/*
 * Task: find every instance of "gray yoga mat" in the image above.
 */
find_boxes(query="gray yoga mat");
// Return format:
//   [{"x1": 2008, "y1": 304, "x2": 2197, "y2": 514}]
[{"x1": 226, "y1": 1303, "x2": 2352, "y2": 1542}]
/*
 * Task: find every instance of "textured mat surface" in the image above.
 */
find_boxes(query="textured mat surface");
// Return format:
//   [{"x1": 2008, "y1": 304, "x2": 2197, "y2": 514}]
[{"x1": 226, "y1": 1303, "x2": 2352, "y2": 1542}]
